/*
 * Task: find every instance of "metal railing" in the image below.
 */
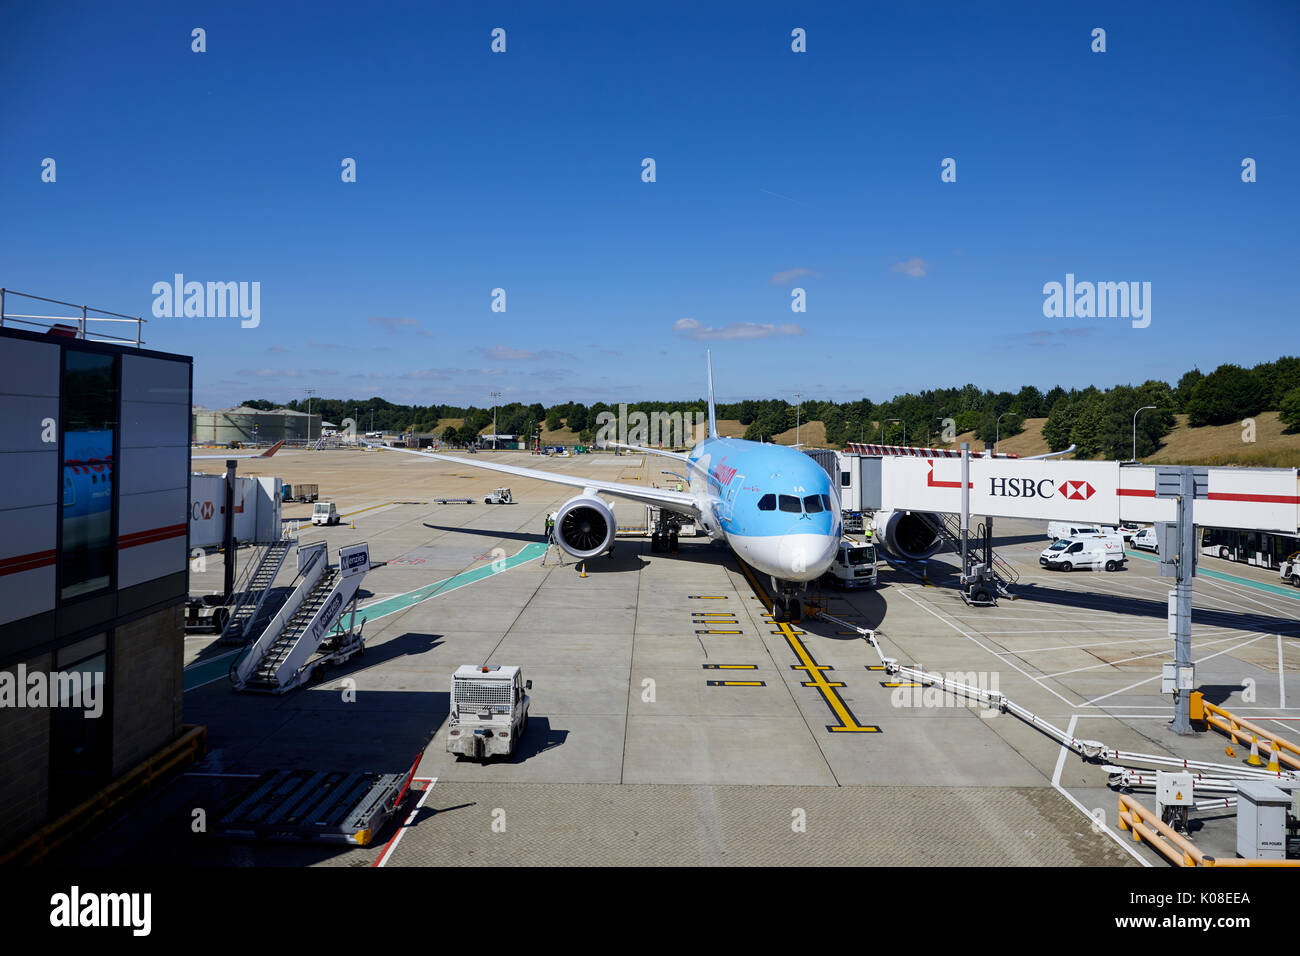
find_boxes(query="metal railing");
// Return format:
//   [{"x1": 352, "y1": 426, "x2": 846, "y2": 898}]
[{"x1": 0, "y1": 288, "x2": 146, "y2": 346}]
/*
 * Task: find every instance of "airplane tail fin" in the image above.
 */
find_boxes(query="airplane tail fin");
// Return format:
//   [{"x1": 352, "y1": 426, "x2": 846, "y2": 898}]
[{"x1": 706, "y1": 350, "x2": 718, "y2": 439}]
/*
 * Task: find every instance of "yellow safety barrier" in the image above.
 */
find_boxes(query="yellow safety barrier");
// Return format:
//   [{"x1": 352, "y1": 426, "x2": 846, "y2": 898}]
[
  {"x1": 1117, "y1": 794, "x2": 1300, "y2": 867},
  {"x1": 0, "y1": 724, "x2": 207, "y2": 867},
  {"x1": 1191, "y1": 692, "x2": 1300, "y2": 772}
]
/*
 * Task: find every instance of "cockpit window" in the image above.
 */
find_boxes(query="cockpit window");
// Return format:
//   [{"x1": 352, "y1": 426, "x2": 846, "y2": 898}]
[
  {"x1": 821, "y1": 493, "x2": 834, "y2": 511},
  {"x1": 803, "y1": 494, "x2": 823, "y2": 514},
  {"x1": 757, "y1": 494, "x2": 775, "y2": 511},
  {"x1": 778, "y1": 494, "x2": 801, "y2": 513}
]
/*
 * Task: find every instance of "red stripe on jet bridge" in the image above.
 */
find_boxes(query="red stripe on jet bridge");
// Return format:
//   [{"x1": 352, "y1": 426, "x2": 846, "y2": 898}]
[
  {"x1": 0, "y1": 549, "x2": 57, "y2": 576},
  {"x1": 119, "y1": 523, "x2": 187, "y2": 548},
  {"x1": 1209, "y1": 492, "x2": 1300, "y2": 504},
  {"x1": 1117, "y1": 488, "x2": 1300, "y2": 505}
]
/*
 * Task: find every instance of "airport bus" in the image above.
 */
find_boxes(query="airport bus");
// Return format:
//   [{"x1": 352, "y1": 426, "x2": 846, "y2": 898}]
[{"x1": 1200, "y1": 526, "x2": 1300, "y2": 571}]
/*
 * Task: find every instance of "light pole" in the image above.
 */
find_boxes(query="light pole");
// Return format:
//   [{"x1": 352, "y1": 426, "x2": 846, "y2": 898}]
[
  {"x1": 1133, "y1": 405, "x2": 1157, "y2": 461},
  {"x1": 794, "y1": 392, "x2": 802, "y2": 446},
  {"x1": 995, "y1": 411, "x2": 1009, "y2": 455},
  {"x1": 304, "y1": 388, "x2": 317, "y2": 444},
  {"x1": 490, "y1": 391, "x2": 501, "y2": 450}
]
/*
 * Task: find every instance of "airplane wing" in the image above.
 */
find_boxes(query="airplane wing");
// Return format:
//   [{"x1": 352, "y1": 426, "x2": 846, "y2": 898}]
[
  {"x1": 367, "y1": 444, "x2": 701, "y2": 516},
  {"x1": 606, "y1": 441, "x2": 690, "y2": 463},
  {"x1": 192, "y1": 440, "x2": 285, "y2": 460}
]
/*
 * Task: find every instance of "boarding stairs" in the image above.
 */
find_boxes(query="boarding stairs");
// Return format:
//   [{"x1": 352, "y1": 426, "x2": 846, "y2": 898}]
[
  {"x1": 919, "y1": 511, "x2": 1019, "y2": 597},
  {"x1": 231, "y1": 541, "x2": 369, "y2": 694},
  {"x1": 219, "y1": 537, "x2": 295, "y2": 644}
]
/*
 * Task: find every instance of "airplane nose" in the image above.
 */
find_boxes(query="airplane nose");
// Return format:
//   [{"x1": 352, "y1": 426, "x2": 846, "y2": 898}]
[{"x1": 777, "y1": 531, "x2": 837, "y2": 580}]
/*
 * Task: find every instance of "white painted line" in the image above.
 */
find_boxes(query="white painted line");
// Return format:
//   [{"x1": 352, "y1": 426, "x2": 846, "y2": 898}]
[
  {"x1": 1281, "y1": 635, "x2": 1288, "y2": 710},
  {"x1": 1051, "y1": 714, "x2": 1150, "y2": 867},
  {"x1": 1082, "y1": 634, "x2": 1268, "y2": 707},
  {"x1": 894, "y1": 586, "x2": 1079, "y2": 707},
  {"x1": 1041, "y1": 632, "x2": 1251, "y2": 679},
  {"x1": 375, "y1": 776, "x2": 435, "y2": 868}
]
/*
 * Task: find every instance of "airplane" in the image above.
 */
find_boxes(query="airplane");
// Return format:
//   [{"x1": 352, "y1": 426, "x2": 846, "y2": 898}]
[
  {"x1": 192, "y1": 440, "x2": 285, "y2": 460},
  {"x1": 365, "y1": 354, "x2": 839, "y2": 622}
]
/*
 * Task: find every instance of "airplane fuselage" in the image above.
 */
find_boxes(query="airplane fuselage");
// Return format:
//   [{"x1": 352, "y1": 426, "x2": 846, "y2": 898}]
[{"x1": 684, "y1": 436, "x2": 841, "y2": 585}]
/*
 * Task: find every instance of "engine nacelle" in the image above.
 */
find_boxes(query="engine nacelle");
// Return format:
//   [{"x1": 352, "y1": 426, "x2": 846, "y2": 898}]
[
  {"x1": 872, "y1": 510, "x2": 943, "y2": 560},
  {"x1": 554, "y1": 495, "x2": 616, "y2": 559}
]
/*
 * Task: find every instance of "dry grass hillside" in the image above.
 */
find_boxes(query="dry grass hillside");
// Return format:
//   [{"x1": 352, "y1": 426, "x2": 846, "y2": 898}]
[
  {"x1": 1147, "y1": 412, "x2": 1300, "y2": 467},
  {"x1": 770, "y1": 420, "x2": 828, "y2": 447},
  {"x1": 950, "y1": 418, "x2": 1050, "y2": 457},
  {"x1": 955, "y1": 412, "x2": 1299, "y2": 466}
]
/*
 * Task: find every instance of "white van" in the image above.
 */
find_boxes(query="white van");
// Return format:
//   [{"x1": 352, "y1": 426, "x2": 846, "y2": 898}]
[
  {"x1": 1047, "y1": 522, "x2": 1104, "y2": 541},
  {"x1": 1131, "y1": 527, "x2": 1159, "y2": 553},
  {"x1": 1040, "y1": 534, "x2": 1127, "y2": 572}
]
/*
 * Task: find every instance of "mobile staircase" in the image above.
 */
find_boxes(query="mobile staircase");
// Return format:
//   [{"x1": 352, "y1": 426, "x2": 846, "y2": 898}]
[
  {"x1": 917, "y1": 511, "x2": 1019, "y2": 600},
  {"x1": 231, "y1": 540, "x2": 371, "y2": 694},
  {"x1": 218, "y1": 537, "x2": 295, "y2": 645}
]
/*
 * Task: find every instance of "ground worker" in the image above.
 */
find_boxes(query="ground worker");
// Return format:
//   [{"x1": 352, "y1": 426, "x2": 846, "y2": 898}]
[{"x1": 545, "y1": 512, "x2": 556, "y2": 538}]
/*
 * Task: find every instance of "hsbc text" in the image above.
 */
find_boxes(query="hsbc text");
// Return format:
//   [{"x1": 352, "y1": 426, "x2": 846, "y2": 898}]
[{"x1": 989, "y1": 477, "x2": 1055, "y2": 498}]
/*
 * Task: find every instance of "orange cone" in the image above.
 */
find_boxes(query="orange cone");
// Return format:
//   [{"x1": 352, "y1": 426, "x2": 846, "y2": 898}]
[
  {"x1": 1246, "y1": 735, "x2": 1263, "y2": 766},
  {"x1": 1267, "y1": 740, "x2": 1281, "y2": 773}
]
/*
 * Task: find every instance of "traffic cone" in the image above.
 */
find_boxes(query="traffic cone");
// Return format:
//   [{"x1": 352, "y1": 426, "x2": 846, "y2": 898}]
[
  {"x1": 578, "y1": 562, "x2": 587, "y2": 578},
  {"x1": 1246, "y1": 735, "x2": 1263, "y2": 766},
  {"x1": 1225, "y1": 745, "x2": 1237, "y2": 759},
  {"x1": 1267, "y1": 740, "x2": 1281, "y2": 772}
]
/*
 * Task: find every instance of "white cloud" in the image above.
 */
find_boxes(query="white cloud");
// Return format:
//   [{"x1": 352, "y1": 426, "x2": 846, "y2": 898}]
[
  {"x1": 891, "y1": 257, "x2": 932, "y2": 278},
  {"x1": 769, "y1": 267, "x2": 818, "y2": 285},
  {"x1": 365, "y1": 316, "x2": 434, "y2": 338},
  {"x1": 477, "y1": 346, "x2": 575, "y2": 361},
  {"x1": 673, "y1": 317, "x2": 805, "y2": 341}
]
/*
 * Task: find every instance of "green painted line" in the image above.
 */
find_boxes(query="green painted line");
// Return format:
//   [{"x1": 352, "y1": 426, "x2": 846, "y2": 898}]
[
  {"x1": 183, "y1": 541, "x2": 548, "y2": 692},
  {"x1": 357, "y1": 542, "x2": 548, "y2": 621},
  {"x1": 1127, "y1": 549, "x2": 1300, "y2": 601}
]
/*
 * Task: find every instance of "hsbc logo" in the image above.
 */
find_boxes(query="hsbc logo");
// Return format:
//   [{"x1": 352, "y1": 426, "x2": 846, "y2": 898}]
[
  {"x1": 1058, "y1": 480, "x2": 1096, "y2": 501},
  {"x1": 988, "y1": 477, "x2": 1096, "y2": 500}
]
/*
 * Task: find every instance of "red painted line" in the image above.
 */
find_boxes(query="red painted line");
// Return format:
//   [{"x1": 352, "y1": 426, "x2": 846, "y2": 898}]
[
  {"x1": 119, "y1": 523, "x2": 187, "y2": 548},
  {"x1": 0, "y1": 549, "x2": 56, "y2": 576},
  {"x1": 1119, "y1": 487, "x2": 1300, "y2": 505},
  {"x1": 1209, "y1": 492, "x2": 1300, "y2": 505},
  {"x1": 926, "y1": 461, "x2": 971, "y2": 489}
]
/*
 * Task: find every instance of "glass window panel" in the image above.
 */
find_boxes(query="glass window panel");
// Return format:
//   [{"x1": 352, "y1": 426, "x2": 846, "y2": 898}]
[{"x1": 61, "y1": 351, "x2": 117, "y2": 599}]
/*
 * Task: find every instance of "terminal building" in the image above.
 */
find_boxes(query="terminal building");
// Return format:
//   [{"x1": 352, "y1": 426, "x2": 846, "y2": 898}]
[
  {"x1": 192, "y1": 405, "x2": 320, "y2": 444},
  {"x1": 0, "y1": 302, "x2": 193, "y2": 853}
]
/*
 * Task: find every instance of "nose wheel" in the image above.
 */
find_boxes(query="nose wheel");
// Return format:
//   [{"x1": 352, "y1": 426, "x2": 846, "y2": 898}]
[{"x1": 772, "y1": 594, "x2": 802, "y2": 624}]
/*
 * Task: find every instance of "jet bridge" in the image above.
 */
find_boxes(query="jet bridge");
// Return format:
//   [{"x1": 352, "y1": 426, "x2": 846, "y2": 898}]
[{"x1": 231, "y1": 540, "x2": 371, "y2": 694}]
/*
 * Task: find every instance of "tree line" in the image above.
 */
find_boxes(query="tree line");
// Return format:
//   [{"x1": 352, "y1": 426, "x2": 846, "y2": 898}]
[{"x1": 241, "y1": 355, "x2": 1299, "y2": 454}]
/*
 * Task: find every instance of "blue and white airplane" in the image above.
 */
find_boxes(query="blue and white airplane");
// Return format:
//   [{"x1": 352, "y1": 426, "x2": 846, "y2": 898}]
[{"x1": 372, "y1": 355, "x2": 840, "y2": 621}]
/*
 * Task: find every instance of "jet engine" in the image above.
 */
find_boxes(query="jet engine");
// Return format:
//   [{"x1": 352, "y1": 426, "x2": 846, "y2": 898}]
[
  {"x1": 872, "y1": 510, "x2": 944, "y2": 560},
  {"x1": 554, "y1": 495, "x2": 616, "y2": 559}
]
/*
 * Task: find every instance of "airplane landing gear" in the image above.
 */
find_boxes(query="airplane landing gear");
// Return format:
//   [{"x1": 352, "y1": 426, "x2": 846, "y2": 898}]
[{"x1": 770, "y1": 581, "x2": 804, "y2": 624}]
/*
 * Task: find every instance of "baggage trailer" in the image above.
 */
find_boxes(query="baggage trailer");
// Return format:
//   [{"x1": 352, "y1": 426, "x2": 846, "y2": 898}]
[
  {"x1": 293, "y1": 483, "x2": 319, "y2": 503},
  {"x1": 211, "y1": 749, "x2": 424, "y2": 846}
]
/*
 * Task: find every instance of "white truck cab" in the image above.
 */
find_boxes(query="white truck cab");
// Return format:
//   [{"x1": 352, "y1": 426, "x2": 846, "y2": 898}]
[
  {"x1": 484, "y1": 487, "x2": 513, "y2": 504},
  {"x1": 447, "y1": 665, "x2": 531, "y2": 761},
  {"x1": 824, "y1": 540, "x2": 878, "y2": 589},
  {"x1": 312, "y1": 501, "x2": 340, "y2": 525},
  {"x1": 1040, "y1": 534, "x2": 1127, "y2": 572}
]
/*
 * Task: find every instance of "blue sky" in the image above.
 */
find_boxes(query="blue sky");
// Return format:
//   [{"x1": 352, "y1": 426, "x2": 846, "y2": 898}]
[{"x1": 2, "y1": 1, "x2": 1296, "y2": 410}]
